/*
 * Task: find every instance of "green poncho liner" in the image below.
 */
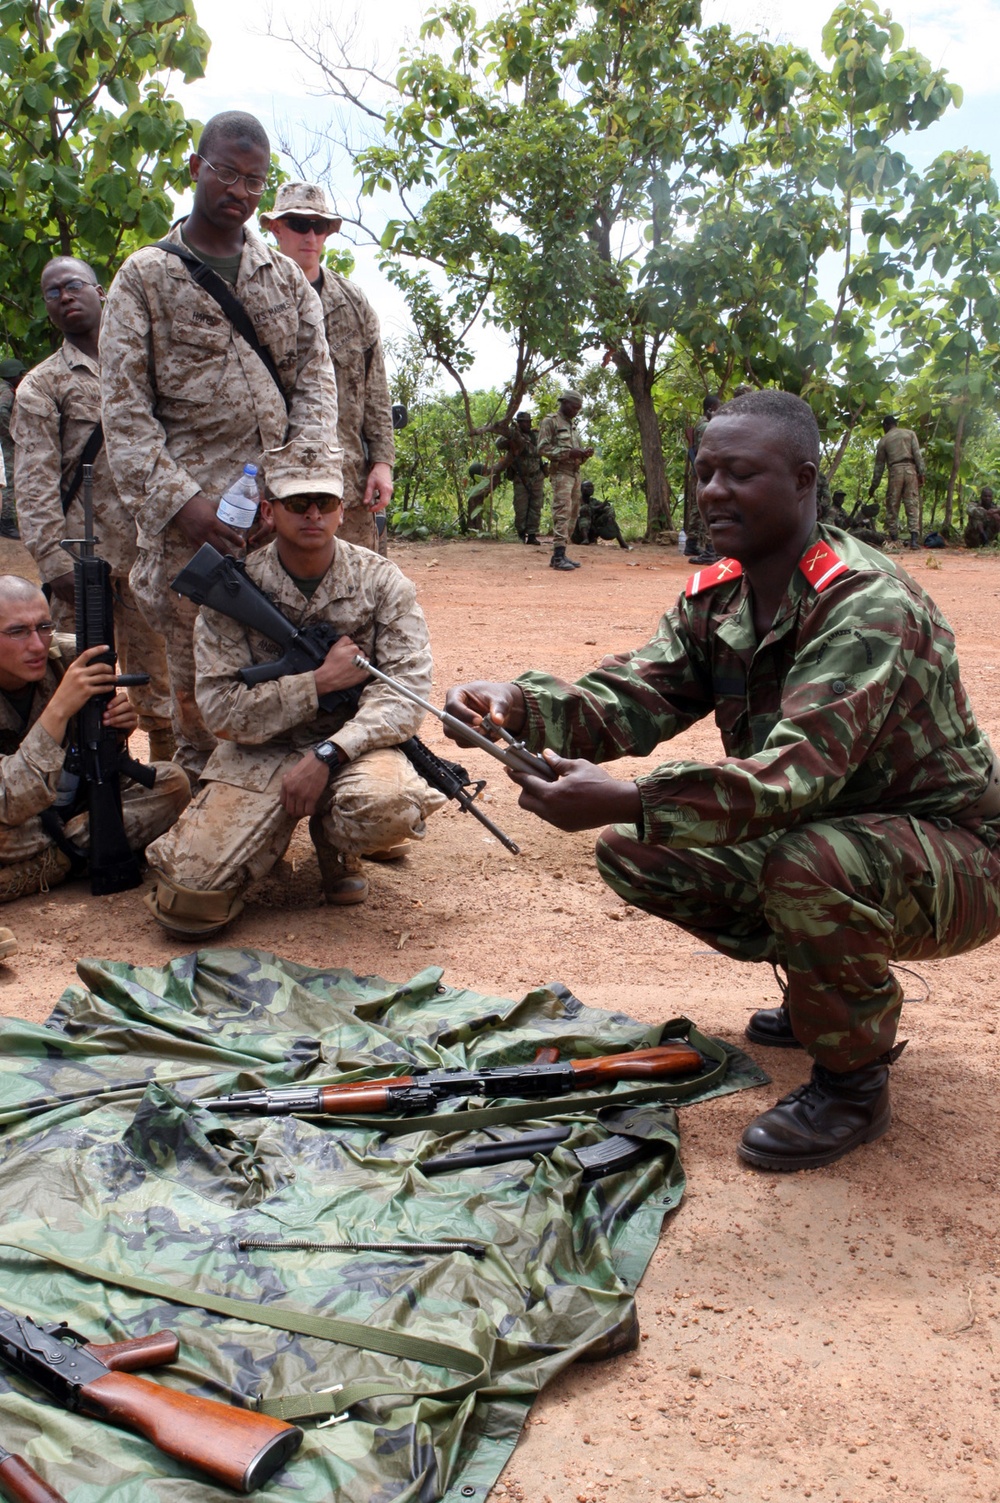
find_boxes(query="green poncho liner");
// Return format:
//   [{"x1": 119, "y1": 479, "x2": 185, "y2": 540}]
[{"x1": 0, "y1": 950, "x2": 769, "y2": 1502}]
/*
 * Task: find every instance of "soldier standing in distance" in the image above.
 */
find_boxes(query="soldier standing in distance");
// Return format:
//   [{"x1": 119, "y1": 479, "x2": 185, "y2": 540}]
[
  {"x1": 261, "y1": 183, "x2": 395, "y2": 554},
  {"x1": 683, "y1": 394, "x2": 720, "y2": 563},
  {"x1": 869, "y1": 413, "x2": 925, "y2": 549},
  {"x1": 12, "y1": 257, "x2": 174, "y2": 760},
  {"x1": 0, "y1": 359, "x2": 25, "y2": 538},
  {"x1": 100, "y1": 111, "x2": 339, "y2": 782},
  {"x1": 444, "y1": 389, "x2": 1000, "y2": 1173},
  {"x1": 537, "y1": 389, "x2": 593, "y2": 571},
  {"x1": 506, "y1": 411, "x2": 545, "y2": 545}
]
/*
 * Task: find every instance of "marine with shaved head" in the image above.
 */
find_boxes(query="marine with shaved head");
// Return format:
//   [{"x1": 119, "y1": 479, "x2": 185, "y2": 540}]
[
  {"x1": 0, "y1": 574, "x2": 189, "y2": 956},
  {"x1": 100, "y1": 109, "x2": 339, "y2": 780},
  {"x1": 445, "y1": 389, "x2": 1000, "y2": 1171},
  {"x1": 11, "y1": 254, "x2": 173, "y2": 760}
]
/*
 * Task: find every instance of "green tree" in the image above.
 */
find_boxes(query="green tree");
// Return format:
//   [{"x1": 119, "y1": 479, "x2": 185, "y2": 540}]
[{"x1": 0, "y1": 0, "x2": 209, "y2": 362}]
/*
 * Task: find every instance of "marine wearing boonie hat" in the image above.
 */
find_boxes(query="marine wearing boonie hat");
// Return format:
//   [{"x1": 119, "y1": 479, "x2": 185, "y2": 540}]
[{"x1": 259, "y1": 183, "x2": 342, "y2": 232}]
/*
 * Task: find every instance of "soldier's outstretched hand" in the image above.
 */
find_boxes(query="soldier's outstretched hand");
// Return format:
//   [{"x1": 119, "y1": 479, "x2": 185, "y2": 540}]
[
  {"x1": 509, "y1": 750, "x2": 642, "y2": 832},
  {"x1": 444, "y1": 681, "x2": 527, "y2": 742}
]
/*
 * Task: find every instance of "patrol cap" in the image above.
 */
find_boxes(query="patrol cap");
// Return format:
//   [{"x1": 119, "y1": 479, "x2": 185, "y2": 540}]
[
  {"x1": 259, "y1": 182, "x2": 342, "y2": 232},
  {"x1": 560, "y1": 388, "x2": 584, "y2": 405},
  {"x1": 0, "y1": 358, "x2": 25, "y2": 380},
  {"x1": 263, "y1": 437, "x2": 342, "y2": 501}
]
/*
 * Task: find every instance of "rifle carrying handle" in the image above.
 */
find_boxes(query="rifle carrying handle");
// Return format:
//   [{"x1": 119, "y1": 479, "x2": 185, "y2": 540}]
[
  {"x1": 78, "y1": 1371, "x2": 302, "y2": 1494},
  {"x1": 0, "y1": 1453, "x2": 68, "y2": 1503}
]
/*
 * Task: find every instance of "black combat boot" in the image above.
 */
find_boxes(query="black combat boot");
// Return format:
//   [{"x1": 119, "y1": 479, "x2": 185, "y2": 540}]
[
  {"x1": 737, "y1": 1046, "x2": 905, "y2": 1171},
  {"x1": 524, "y1": 533, "x2": 540, "y2": 545},
  {"x1": 745, "y1": 1001, "x2": 803, "y2": 1049},
  {"x1": 907, "y1": 531, "x2": 921, "y2": 549},
  {"x1": 550, "y1": 546, "x2": 579, "y2": 570}
]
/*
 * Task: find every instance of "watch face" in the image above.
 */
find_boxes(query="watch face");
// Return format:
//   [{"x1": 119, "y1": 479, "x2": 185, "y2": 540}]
[{"x1": 314, "y1": 741, "x2": 337, "y2": 765}]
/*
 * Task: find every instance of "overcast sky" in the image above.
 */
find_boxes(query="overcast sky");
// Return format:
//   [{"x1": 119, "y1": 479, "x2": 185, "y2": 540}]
[{"x1": 170, "y1": 0, "x2": 1000, "y2": 394}]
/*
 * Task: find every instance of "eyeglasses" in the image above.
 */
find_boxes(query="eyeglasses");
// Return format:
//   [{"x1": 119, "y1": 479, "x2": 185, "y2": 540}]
[
  {"x1": 0, "y1": 621, "x2": 55, "y2": 641},
  {"x1": 42, "y1": 278, "x2": 97, "y2": 303},
  {"x1": 275, "y1": 494, "x2": 341, "y2": 514},
  {"x1": 279, "y1": 215, "x2": 335, "y2": 236},
  {"x1": 198, "y1": 156, "x2": 268, "y2": 197}
]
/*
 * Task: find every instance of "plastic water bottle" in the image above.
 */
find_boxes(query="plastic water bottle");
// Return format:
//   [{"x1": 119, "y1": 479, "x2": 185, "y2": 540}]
[
  {"x1": 217, "y1": 464, "x2": 259, "y2": 535},
  {"x1": 677, "y1": 528, "x2": 687, "y2": 554}
]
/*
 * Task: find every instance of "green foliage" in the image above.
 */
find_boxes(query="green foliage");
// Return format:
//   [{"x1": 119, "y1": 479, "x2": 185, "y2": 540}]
[{"x1": 0, "y1": 0, "x2": 208, "y2": 362}]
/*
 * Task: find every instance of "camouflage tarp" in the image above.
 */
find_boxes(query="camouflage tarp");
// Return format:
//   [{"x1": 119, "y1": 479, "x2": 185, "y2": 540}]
[{"x1": 0, "y1": 950, "x2": 768, "y2": 1501}]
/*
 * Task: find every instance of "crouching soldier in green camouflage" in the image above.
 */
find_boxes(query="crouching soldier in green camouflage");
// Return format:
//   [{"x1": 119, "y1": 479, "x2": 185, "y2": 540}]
[
  {"x1": 144, "y1": 439, "x2": 445, "y2": 938},
  {"x1": 573, "y1": 481, "x2": 631, "y2": 549},
  {"x1": 444, "y1": 389, "x2": 1000, "y2": 1172}
]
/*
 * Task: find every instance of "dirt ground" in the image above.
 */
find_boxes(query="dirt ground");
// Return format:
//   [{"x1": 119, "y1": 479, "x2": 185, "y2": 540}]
[{"x1": 3, "y1": 536, "x2": 999, "y2": 1503}]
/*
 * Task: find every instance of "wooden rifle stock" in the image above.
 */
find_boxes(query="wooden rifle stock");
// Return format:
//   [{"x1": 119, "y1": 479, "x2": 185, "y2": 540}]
[
  {"x1": 76, "y1": 1369, "x2": 300, "y2": 1494},
  {"x1": 570, "y1": 1043, "x2": 702, "y2": 1083},
  {"x1": 0, "y1": 1448, "x2": 67, "y2": 1503}
]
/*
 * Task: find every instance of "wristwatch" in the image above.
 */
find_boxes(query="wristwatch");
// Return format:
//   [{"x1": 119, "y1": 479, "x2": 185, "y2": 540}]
[{"x1": 313, "y1": 740, "x2": 341, "y2": 768}]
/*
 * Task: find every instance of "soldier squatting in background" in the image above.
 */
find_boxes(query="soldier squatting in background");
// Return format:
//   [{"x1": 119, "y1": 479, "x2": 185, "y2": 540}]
[{"x1": 445, "y1": 389, "x2": 1000, "y2": 1173}]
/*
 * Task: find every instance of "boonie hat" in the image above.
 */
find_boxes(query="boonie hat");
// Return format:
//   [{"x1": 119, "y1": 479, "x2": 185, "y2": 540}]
[
  {"x1": 560, "y1": 388, "x2": 584, "y2": 405},
  {"x1": 0, "y1": 358, "x2": 26, "y2": 380},
  {"x1": 259, "y1": 182, "x2": 342, "y2": 232},
  {"x1": 263, "y1": 436, "x2": 343, "y2": 501}
]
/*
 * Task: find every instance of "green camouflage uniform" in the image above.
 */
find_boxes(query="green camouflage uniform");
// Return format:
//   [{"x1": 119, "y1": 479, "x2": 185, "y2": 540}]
[
  {"x1": 515, "y1": 526, "x2": 1000, "y2": 1072},
  {"x1": 507, "y1": 424, "x2": 545, "y2": 537},
  {"x1": 870, "y1": 426, "x2": 925, "y2": 538},
  {"x1": 683, "y1": 414, "x2": 712, "y2": 554},
  {"x1": 964, "y1": 496, "x2": 1000, "y2": 549}
]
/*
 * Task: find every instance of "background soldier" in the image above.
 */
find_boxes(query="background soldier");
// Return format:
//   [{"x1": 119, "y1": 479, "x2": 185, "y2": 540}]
[
  {"x1": 507, "y1": 411, "x2": 545, "y2": 545},
  {"x1": 100, "y1": 111, "x2": 339, "y2": 781},
  {"x1": 869, "y1": 414, "x2": 925, "y2": 549},
  {"x1": 0, "y1": 358, "x2": 25, "y2": 539},
  {"x1": 573, "y1": 480, "x2": 631, "y2": 549},
  {"x1": 537, "y1": 389, "x2": 593, "y2": 571},
  {"x1": 12, "y1": 257, "x2": 174, "y2": 760},
  {"x1": 682, "y1": 394, "x2": 720, "y2": 563},
  {"x1": 964, "y1": 486, "x2": 1000, "y2": 549},
  {"x1": 261, "y1": 183, "x2": 394, "y2": 554}
]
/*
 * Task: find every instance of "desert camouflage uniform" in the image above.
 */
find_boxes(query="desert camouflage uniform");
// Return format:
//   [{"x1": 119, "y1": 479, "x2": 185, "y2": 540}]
[
  {"x1": 146, "y1": 537, "x2": 444, "y2": 894},
  {"x1": 0, "y1": 378, "x2": 15, "y2": 533},
  {"x1": 538, "y1": 408, "x2": 585, "y2": 547},
  {"x1": 507, "y1": 425, "x2": 545, "y2": 538},
  {"x1": 100, "y1": 222, "x2": 340, "y2": 779},
  {"x1": 0, "y1": 638, "x2": 189, "y2": 899},
  {"x1": 871, "y1": 426, "x2": 925, "y2": 538},
  {"x1": 11, "y1": 342, "x2": 172, "y2": 738},
  {"x1": 515, "y1": 526, "x2": 1000, "y2": 1072},
  {"x1": 316, "y1": 270, "x2": 394, "y2": 553}
]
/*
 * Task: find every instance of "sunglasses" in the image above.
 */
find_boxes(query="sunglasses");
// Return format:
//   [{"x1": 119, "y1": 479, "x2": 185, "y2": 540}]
[
  {"x1": 280, "y1": 216, "x2": 335, "y2": 235},
  {"x1": 275, "y1": 494, "x2": 341, "y2": 514}
]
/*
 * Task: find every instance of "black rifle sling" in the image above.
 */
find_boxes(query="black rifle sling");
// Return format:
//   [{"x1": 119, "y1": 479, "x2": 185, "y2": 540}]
[
  {"x1": 61, "y1": 423, "x2": 104, "y2": 515},
  {"x1": 155, "y1": 241, "x2": 290, "y2": 412}
]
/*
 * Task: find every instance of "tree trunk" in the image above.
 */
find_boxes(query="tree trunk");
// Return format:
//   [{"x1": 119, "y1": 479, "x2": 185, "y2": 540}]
[
  {"x1": 944, "y1": 405, "x2": 967, "y2": 530},
  {"x1": 613, "y1": 341, "x2": 671, "y2": 537}
]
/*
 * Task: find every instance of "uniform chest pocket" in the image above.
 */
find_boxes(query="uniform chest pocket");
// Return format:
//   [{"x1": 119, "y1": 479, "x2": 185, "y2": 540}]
[{"x1": 156, "y1": 313, "x2": 232, "y2": 399}]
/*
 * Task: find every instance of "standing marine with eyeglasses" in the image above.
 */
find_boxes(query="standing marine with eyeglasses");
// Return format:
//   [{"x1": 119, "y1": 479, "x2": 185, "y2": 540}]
[
  {"x1": 100, "y1": 111, "x2": 340, "y2": 782},
  {"x1": 261, "y1": 184, "x2": 395, "y2": 555},
  {"x1": 0, "y1": 574, "x2": 189, "y2": 944},
  {"x1": 144, "y1": 439, "x2": 443, "y2": 938},
  {"x1": 10, "y1": 257, "x2": 174, "y2": 762}
]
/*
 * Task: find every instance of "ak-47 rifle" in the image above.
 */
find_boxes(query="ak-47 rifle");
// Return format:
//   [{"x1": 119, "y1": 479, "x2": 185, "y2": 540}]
[
  {"x1": 200, "y1": 1041, "x2": 705, "y2": 1118},
  {"x1": 0, "y1": 1308, "x2": 301, "y2": 1494},
  {"x1": 56, "y1": 463, "x2": 156, "y2": 894},
  {"x1": 170, "y1": 543, "x2": 528, "y2": 852}
]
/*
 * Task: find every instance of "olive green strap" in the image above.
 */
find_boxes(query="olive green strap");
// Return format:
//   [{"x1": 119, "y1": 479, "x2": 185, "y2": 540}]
[{"x1": 0, "y1": 1238, "x2": 491, "y2": 1422}]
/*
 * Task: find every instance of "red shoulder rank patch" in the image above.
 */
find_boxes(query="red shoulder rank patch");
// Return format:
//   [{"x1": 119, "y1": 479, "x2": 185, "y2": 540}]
[
  {"x1": 798, "y1": 539, "x2": 849, "y2": 593},
  {"x1": 685, "y1": 557, "x2": 744, "y2": 598}
]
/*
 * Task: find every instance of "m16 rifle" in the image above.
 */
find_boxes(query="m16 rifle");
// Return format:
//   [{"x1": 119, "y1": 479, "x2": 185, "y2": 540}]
[
  {"x1": 0, "y1": 1306, "x2": 301, "y2": 1494},
  {"x1": 170, "y1": 543, "x2": 526, "y2": 852},
  {"x1": 55, "y1": 464, "x2": 155, "y2": 894}
]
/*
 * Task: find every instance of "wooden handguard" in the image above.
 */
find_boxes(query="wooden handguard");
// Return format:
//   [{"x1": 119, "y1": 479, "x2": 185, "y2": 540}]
[
  {"x1": 77, "y1": 1371, "x2": 302, "y2": 1494},
  {"x1": 0, "y1": 1453, "x2": 68, "y2": 1503},
  {"x1": 570, "y1": 1043, "x2": 703, "y2": 1082},
  {"x1": 317, "y1": 1080, "x2": 405, "y2": 1112}
]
